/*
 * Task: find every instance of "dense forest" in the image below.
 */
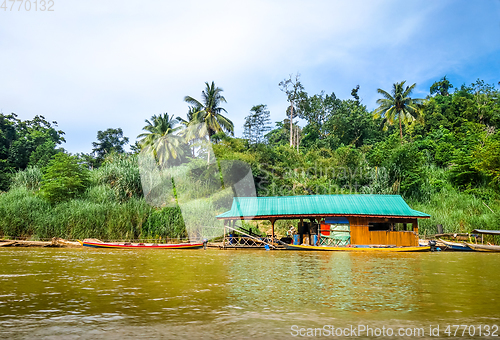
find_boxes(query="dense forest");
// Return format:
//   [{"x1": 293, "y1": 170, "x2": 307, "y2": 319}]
[{"x1": 1, "y1": 76, "x2": 499, "y2": 240}]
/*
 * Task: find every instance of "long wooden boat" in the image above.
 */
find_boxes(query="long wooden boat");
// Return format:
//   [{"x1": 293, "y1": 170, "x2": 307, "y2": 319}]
[
  {"x1": 78, "y1": 240, "x2": 203, "y2": 249},
  {"x1": 438, "y1": 239, "x2": 474, "y2": 251},
  {"x1": 285, "y1": 244, "x2": 430, "y2": 252},
  {"x1": 465, "y1": 243, "x2": 500, "y2": 252}
]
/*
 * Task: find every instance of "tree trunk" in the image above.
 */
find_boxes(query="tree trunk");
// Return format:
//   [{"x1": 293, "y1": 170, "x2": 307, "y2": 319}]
[
  {"x1": 399, "y1": 113, "x2": 403, "y2": 144},
  {"x1": 290, "y1": 102, "x2": 294, "y2": 147},
  {"x1": 208, "y1": 129, "x2": 212, "y2": 165},
  {"x1": 295, "y1": 125, "x2": 299, "y2": 152}
]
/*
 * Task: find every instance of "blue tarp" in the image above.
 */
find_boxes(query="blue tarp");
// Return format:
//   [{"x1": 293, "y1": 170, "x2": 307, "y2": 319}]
[{"x1": 324, "y1": 217, "x2": 350, "y2": 224}]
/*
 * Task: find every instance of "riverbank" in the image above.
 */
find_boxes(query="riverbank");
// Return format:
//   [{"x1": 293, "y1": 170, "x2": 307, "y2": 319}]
[{"x1": 0, "y1": 238, "x2": 81, "y2": 248}]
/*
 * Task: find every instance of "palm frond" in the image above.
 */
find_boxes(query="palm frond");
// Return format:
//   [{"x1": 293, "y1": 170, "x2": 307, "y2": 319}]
[
  {"x1": 184, "y1": 96, "x2": 203, "y2": 108},
  {"x1": 184, "y1": 81, "x2": 233, "y2": 137},
  {"x1": 377, "y1": 88, "x2": 394, "y2": 101},
  {"x1": 373, "y1": 81, "x2": 423, "y2": 140}
]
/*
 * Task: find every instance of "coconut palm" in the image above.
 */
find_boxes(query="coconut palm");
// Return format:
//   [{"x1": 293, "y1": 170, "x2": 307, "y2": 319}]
[
  {"x1": 176, "y1": 106, "x2": 207, "y2": 158},
  {"x1": 137, "y1": 113, "x2": 182, "y2": 166},
  {"x1": 374, "y1": 81, "x2": 423, "y2": 143},
  {"x1": 183, "y1": 81, "x2": 234, "y2": 138}
]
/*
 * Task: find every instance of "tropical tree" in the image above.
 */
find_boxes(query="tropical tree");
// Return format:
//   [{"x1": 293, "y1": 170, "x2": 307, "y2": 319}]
[
  {"x1": 374, "y1": 81, "x2": 423, "y2": 143},
  {"x1": 39, "y1": 153, "x2": 89, "y2": 204},
  {"x1": 176, "y1": 106, "x2": 201, "y2": 128},
  {"x1": 92, "y1": 128, "x2": 129, "y2": 166},
  {"x1": 243, "y1": 104, "x2": 271, "y2": 145},
  {"x1": 430, "y1": 76, "x2": 454, "y2": 96},
  {"x1": 176, "y1": 106, "x2": 207, "y2": 142},
  {"x1": 137, "y1": 113, "x2": 182, "y2": 166},
  {"x1": 0, "y1": 113, "x2": 65, "y2": 190},
  {"x1": 279, "y1": 73, "x2": 306, "y2": 147},
  {"x1": 183, "y1": 81, "x2": 234, "y2": 138}
]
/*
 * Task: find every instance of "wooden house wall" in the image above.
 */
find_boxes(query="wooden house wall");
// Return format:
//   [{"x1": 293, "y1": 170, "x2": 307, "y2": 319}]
[
  {"x1": 348, "y1": 217, "x2": 418, "y2": 247},
  {"x1": 349, "y1": 217, "x2": 370, "y2": 245},
  {"x1": 369, "y1": 231, "x2": 418, "y2": 246}
]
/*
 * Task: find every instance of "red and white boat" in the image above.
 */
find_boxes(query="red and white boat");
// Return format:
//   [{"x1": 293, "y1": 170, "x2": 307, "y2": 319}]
[{"x1": 78, "y1": 239, "x2": 204, "y2": 249}]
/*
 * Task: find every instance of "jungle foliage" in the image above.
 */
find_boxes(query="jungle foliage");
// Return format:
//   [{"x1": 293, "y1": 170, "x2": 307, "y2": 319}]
[{"x1": 1, "y1": 77, "x2": 499, "y2": 239}]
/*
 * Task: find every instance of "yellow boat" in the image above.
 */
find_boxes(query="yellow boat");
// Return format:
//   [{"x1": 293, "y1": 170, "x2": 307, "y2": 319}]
[{"x1": 285, "y1": 244, "x2": 430, "y2": 252}]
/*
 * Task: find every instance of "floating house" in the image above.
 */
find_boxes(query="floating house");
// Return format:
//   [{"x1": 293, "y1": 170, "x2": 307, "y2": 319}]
[{"x1": 216, "y1": 195, "x2": 430, "y2": 248}]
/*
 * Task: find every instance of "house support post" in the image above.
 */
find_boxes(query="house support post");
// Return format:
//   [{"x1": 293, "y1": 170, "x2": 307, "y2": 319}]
[
  {"x1": 270, "y1": 218, "x2": 276, "y2": 246},
  {"x1": 411, "y1": 219, "x2": 418, "y2": 234},
  {"x1": 223, "y1": 220, "x2": 227, "y2": 249}
]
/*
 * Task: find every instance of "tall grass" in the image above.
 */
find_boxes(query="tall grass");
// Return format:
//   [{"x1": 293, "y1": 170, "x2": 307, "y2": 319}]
[
  {"x1": 0, "y1": 160, "x2": 186, "y2": 240},
  {"x1": 409, "y1": 187, "x2": 500, "y2": 235},
  {"x1": 0, "y1": 187, "x2": 50, "y2": 237},
  {"x1": 11, "y1": 166, "x2": 43, "y2": 191},
  {"x1": 92, "y1": 154, "x2": 143, "y2": 201},
  {"x1": 0, "y1": 187, "x2": 186, "y2": 240},
  {"x1": 2, "y1": 153, "x2": 499, "y2": 240}
]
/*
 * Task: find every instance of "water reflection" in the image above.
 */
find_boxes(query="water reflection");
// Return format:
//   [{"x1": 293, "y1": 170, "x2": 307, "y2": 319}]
[
  {"x1": 0, "y1": 249, "x2": 499, "y2": 339},
  {"x1": 227, "y1": 252, "x2": 427, "y2": 317}
]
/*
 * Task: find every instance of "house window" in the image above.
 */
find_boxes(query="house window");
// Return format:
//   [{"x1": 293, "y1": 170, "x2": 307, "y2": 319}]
[{"x1": 368, "y1": 222, "x2": 392, "y2": 231}]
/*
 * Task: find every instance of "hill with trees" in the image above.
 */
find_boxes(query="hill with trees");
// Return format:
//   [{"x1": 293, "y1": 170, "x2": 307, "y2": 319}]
[{"x1": 1, "y1": 77, "x2": 499, "y2": 240}]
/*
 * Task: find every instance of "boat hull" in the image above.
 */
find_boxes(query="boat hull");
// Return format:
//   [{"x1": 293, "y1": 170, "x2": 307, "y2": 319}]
[
  {"x1": 465, "y1": 243, "x2": 500, "y2": 252},
  {"x1": 79, "y1": 240, "x2": 203, "y2": 249},
  {"x1": 285, "y1": 244, "x2": 430, "y2": 252},
  {"x1": 438, "y1": 239, "x2": 474, "y2": 251}
]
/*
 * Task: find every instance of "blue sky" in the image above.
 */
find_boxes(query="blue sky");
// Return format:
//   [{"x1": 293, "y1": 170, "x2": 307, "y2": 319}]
[{"x1": 1, "y1": 0, "x2": 499, "y2": 154}]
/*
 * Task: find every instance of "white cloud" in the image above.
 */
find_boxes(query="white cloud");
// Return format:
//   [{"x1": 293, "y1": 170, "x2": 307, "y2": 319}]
[{"x1": 1, "y1": 0, "x2": 499, "y2": 152}]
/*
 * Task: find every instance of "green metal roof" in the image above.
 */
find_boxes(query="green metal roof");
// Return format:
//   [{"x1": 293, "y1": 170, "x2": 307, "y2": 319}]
[{"x1": 216, "y1": 195, "x2": 430, "y2": 220}]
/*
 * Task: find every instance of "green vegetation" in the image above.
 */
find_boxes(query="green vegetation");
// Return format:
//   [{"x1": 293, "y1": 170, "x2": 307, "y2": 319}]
[
  {"x1": 39, "y1": 153, "x2": 89, "y2": 204},
  {"x1": 243, "y1": 104, "x2": 271, "y2": 145},
  {"x1": 0, "y1": 154, "x2": 185, "y2": 240},
  {"x1": 1, "y1": 77, "x2": 499, "y2": 240},
  {"x1": 374, "y1": 81, "x2": 423, "y2": 142},
  {"x1": 91, "y1": 128, "x2": 129, "y2": 166},
  {"x1": 0, "y1": 114, "x2": 65, "y2": 191},
  {"x1": 137, "y1": 113, "x2": 182, "y2": 166},
  {"x1": 183, "y1": 81, "x2": 234, "y2": 138}
]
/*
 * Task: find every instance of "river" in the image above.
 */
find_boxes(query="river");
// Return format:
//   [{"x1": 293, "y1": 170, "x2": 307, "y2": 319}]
[{"x1": 0, "y1": 248, "x2": 499, "y2": 339}]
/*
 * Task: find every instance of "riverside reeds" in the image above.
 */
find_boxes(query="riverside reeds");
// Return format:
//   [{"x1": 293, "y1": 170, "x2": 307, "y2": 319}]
[
  {"x1": 409, "y1": 187, "x2": 500, "y2": 235},
  {"x1": 0, "y1": 154, "x2": 187, "y2": 240},
  {"x1": 0, "y1": 187, "x2": 187, "y2": 240},
  {"x1": 1, "y1": 153, "x2": 499, "y2": 240}
]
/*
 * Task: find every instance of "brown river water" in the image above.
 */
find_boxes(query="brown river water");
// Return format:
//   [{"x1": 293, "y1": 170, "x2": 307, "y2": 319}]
[{"x1": 0, "y1": 248, "x2": 499, "y2": 339}]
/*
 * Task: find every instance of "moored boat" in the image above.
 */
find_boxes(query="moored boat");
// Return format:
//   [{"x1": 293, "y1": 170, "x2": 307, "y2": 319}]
[
  {"x1": 465, "y1": 243, "x2": 500, "y2": 252},
  {"x1": 285, "y1": 244, "x2": 430, "y2": 252},
  {"x1": 466, "y1": 230, "x2": 500, "y2": 252},
  {"x1": 78, "y1": 239, "x2": 204, "y2": 249},
  {"x1": 438, "y1": 239, "x2": 474, "y2": 251}
]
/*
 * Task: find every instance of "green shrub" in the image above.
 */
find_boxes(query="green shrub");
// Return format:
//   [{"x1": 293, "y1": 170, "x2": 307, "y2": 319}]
[
  {"x1": 39, "y1": 153, "x2": 89, "y2": 203},
  {"x1": 93, "y1": 153, "x2": 143, "y2": 201}
]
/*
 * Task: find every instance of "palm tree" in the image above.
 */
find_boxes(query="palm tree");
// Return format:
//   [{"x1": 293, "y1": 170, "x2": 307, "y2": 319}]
[
  {"x1": 183, "y1": 81, "x2": 234, "y2": 138},
  {"x1": 137, "y1": 113, "x2": 182, "y2": 166},
  {"x1": 177, "y1": 106, "x2": 201, "y2": 127},
  {"x1": 374, "y1": 81, "x2": 423, "y2": 143},
  {"x1": 176, "y1": 106, "x2": 206, "y2": 158}
]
